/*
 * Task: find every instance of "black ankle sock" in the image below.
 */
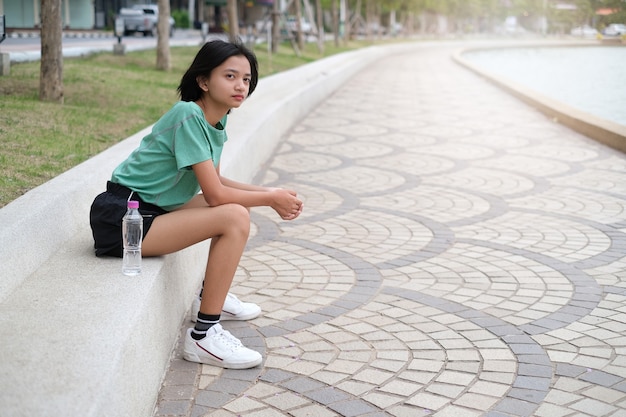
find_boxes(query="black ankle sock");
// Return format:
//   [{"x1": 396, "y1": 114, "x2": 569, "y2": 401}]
[{"x1": 191, "y1": 312, "x2": 220, "y2": 340}]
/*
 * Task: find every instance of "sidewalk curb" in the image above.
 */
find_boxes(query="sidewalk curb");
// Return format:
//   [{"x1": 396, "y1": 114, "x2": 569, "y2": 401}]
[{"x1": 452, "y1": 41, "x2": 626, "y2": 153}]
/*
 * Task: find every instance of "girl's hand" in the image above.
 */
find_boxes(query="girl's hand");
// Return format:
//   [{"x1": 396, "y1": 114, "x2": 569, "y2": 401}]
[{"x1": 270, "y1": 188, "x2": 303, "y2": 220}]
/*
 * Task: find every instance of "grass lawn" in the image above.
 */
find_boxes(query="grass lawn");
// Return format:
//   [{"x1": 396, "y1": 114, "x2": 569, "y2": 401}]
[{"x1": 0, "y1": 40, "x2": 373, "y2": 208}]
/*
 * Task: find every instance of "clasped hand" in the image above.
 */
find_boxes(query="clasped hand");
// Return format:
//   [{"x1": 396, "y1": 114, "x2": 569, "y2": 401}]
[{"x1": 270, "y1": 188, "x2": 303, "y2": 220}]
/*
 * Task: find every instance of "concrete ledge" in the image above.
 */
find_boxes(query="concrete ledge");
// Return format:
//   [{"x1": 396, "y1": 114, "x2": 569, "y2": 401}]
[
  {"x1": 0, "y1": 42, "x2": 420, "y2": 417},
  {"x1": 6, "y1": 30, "x2": 115, "y2": 40},
  {"x1": 452, "y1": 43, "x2": 626, "y2": 153}
]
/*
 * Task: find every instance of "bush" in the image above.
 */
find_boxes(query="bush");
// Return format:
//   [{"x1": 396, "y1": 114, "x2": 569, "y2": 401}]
[{"x1": 171, "y1": 9, "x2": 190, "y2": 29}]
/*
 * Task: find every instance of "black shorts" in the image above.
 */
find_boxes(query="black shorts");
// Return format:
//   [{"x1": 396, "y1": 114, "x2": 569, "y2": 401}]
[{"x1": 89, "y1": 181, "x2": 168, "y2": 257}]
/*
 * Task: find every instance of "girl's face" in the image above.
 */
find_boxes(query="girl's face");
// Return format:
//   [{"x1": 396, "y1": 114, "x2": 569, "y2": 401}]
[{"x1": 202, "y1": 55, "x2": 252, "y2": 111}]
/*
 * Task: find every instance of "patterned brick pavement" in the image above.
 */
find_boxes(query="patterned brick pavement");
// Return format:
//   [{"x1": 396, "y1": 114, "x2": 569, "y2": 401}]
[{"x1": 153, "y1": 43, "x2": 626, "y2": 417}]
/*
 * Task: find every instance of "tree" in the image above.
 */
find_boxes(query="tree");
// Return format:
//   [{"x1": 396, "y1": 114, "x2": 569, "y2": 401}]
[
  {"x1": 40, "y1": 0, "x2": 63, "y2": 103},
  {"x1": 227, "y1": 0, "x2": 240, "y2": 39},
  {"x1": 156, "y1": 0, "x2": 171, "y2": 71},
  {"x1": 316, "y1": 0, "x2": 324, "y2": 52},
  {"x1": 332, "y1": 0, "x2": 339, "y2": 46},
  {"x1": 294, "y1": 0, "x2": 305, "y2": 50},
  {"x1": 572, "y1": 0, "x2": 594, "y2": 26},
  {"x1": 272, "y1": 0, "x2": 280, "y2": 52}
]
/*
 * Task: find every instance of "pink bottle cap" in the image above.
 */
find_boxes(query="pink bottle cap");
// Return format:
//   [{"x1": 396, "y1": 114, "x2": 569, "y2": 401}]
[{"x1": 127, "y1": 200, "x2": 139, "y2": 209}]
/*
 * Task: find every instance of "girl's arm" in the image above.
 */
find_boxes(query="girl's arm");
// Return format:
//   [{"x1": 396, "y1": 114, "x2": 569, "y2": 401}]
[
  {"x1": 193, "y1": 160, "x2": 302, "y2": 220},
  {"x1": 219, "y1": 175, "x2": 272, "y2": 192},
  {"x1": 220, "y1": 176, "x2": 298, "y2": 199},
  {"x1": 215, "y1": 162, "x2": 295, "y2": 195}
]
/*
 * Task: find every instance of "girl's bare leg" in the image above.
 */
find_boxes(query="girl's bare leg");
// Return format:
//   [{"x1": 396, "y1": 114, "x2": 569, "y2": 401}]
[{"x1": 142, "y1": 199, "x2": 250, "y2": 315}]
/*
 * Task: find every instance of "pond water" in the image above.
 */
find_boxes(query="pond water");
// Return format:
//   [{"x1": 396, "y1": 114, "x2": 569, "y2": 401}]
[{"x1": 462, "y1": 46, "x2": 626, "y2": 127}]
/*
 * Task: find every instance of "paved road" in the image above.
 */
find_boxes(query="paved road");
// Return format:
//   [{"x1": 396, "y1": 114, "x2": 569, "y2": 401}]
[
  {"x1": 153, "y1": 42, "x2": 626, "y2": 417},
  {"x1": 0, "y1": 29, "x2": 215, "y2": 62}
]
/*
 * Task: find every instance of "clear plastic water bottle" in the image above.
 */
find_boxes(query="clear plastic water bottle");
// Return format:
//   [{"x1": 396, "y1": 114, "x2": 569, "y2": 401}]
[{"x1": 122, "y1": 200, "x2": 143, "y2": 276}]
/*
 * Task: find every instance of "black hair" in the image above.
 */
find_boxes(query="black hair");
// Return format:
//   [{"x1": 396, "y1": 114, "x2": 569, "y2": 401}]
[{"x1": 177, "y1": 39, "x2": 259, "y2": 102}]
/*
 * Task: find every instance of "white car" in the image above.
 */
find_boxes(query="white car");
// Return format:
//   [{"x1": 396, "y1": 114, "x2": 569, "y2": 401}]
[
  {"x1": 603, "y1": 23, "x2": 626, "y2": 36},
  {"x1": 285, "y1": 17, "x2": 312, "y2": 34},
  {"x1": 570, "y1": 25, "x2": 598, "y2": 38},
  {"x1": 120, "y1": 5, "x2": 175, "y2": 37}
]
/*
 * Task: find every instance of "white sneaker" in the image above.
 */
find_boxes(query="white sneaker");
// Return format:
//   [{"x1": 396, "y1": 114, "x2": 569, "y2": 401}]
[
  {"x1": 183, "y1": 324, "x2": 262, "y2": 369},
  {"x1": 191, "y1": 292, "x2": 261, "y2": 322}
]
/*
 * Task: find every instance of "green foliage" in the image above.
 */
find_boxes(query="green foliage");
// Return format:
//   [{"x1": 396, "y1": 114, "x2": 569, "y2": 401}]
[{"x1": 171, "y1": 9, "x2": 191, "y2": 29}]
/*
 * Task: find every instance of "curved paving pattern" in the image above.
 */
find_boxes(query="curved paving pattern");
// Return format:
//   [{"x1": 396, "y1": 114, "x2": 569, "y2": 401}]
[{"x1": 153, "y1": 43, "x2": 626, "y2": 417}]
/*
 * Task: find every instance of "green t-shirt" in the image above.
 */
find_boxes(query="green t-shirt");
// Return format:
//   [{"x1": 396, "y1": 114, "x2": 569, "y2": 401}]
[{"x1": 111, "y1": 101, "x2": 227, "y2": 211}]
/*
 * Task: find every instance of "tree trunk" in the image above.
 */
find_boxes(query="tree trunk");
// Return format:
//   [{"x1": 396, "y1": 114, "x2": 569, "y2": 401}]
[
  {"x1": 350, "y1": 0, "x2": 361, "y2": 40},
  {"x1": 227, "y1": 0, "x2": 239, "y2": 40},
  {"x1": 341, "y1": 0, "x2": 350, "y2": 45},
  {"x1": 332, "y1": 0, "x2": 339, "y2": 47},
  {"x1": 271, "y1": 0, "x2": 280, "y2": 53},
  {"x1": 294, "y1": 0, "x2": 304, "y2": 51},
  {"x1": 39, "y1": 0, "x2": 63, "y2": 103},
  {"x1": 315, "y1": 0, "x2": 324, "y2": 54},
  {"x1": 365, "y1": 0, "x2": 372, "y2": 40},
  {"x1": 156, "y1": 0, "x2": 171, "y2": 71}
]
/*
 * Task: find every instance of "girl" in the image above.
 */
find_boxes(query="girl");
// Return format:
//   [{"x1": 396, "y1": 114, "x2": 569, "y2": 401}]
[{"x1": 89, "y1": 40, "x2": 303, "y2": 369}]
